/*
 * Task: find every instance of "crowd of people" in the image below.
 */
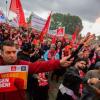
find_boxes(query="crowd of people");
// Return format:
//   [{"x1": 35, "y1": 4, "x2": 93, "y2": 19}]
[{"x1": 0, "y1": 22, "x2": 100, "y2": 100}]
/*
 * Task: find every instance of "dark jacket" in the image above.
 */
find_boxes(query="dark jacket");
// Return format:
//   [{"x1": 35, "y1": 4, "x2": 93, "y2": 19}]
[
  {"x1": 17, "y1": 51, "x2": 30, "y2": 61},
  {"x1": 63, "y1": 66, "x2": 82, "y2": 97},
  {"x1": 56, "y1": 66, "x2": 83, "y2": 100}
]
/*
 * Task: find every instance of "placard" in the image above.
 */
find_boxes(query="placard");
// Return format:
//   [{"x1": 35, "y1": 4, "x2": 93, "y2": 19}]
[{"x1": 0, "y1": 65, "x2": 28, "y2": 92}]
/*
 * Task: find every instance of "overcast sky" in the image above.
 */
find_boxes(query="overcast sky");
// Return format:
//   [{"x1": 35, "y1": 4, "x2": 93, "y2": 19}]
[{"x1": 0, "y1": 0, "x2": 100, "y2": 35}]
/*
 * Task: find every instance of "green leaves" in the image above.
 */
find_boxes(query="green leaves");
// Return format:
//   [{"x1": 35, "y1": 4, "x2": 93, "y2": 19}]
[{"x1": 50, "y1": 13, "x2": 83, "y2": 35}]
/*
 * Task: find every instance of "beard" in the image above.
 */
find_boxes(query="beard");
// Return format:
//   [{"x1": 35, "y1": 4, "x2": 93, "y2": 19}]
[
  {"x1": 78, "y1": 66, "x2": 88, "y2": 73},
  {"x1": 3, "y1": 57, "x2": 17, "y2": 65}
]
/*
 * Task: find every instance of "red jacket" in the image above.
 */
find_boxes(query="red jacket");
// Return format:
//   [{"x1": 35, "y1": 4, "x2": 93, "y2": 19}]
[{"x1": 0, "y1": 57, "x2": 60, "y2": 100}]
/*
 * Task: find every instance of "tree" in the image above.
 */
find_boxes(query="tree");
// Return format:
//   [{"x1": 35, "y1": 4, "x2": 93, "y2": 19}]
[
  {"x1": 97, "y1": 35, "x2": 100, "y2": 40},
  {"x1": 50, "y1": 13, "x2": 83, "y2": 35}
]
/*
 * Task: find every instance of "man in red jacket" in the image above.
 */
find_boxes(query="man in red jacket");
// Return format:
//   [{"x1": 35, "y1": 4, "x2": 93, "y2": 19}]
[{"x1": 0, "y1": 40, "x2": 72, "y2": 100}]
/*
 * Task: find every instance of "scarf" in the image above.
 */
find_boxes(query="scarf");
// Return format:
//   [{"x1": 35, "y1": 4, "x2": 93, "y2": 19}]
[
  {"x1": 59, "y1": 84, "x2": 78, "y2": 100},
  {"x1": 48, "y1": 50, "x2": 57, "y2": 60}
]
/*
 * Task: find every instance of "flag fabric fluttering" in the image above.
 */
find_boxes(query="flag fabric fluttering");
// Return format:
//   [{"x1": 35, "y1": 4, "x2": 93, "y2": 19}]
[
  {"x1": 0, "y1": 10, "x2": 6, "y2": 23},
  {"x1": 9, "y1": 0, "x2": 26, "y2": 27},
  {"x1": 71, "y1": 26, "x2": 80, "y2": 43},
  {"x1": 9, "y1": 17, "x2": 19, "y2": 27},
  {"x1": 72, "y1": 31, "x2": 77, "y2": 42},
  {"x1": 52, "y1": 36, "x2": 56, "y2": 44},
  {"x1": 39, "y1": 12, "x2": 51, "y2": 42}
]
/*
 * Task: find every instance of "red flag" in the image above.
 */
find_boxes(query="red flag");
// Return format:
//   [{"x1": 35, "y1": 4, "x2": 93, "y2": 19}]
[
  {"x1": 72, "y1": 31, "x2": 77, "y2": 42},
  {"x1": 52, "y1": 36, "x2": 56, "y2": 44},
  {"x1": 71, "y1": 26, "x2": 80, "y2": 43},
  {"x1": 39, "y1": 12, "x2": 51, "y2": 42},
  {"x1": 9, "y1": 0, "x2": 26, "y2": 27}
]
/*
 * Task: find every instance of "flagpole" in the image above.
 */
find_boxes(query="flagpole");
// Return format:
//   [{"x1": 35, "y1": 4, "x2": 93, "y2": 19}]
[{"x1": 6, "y1": 0, "x2": 8, "y2": 23}]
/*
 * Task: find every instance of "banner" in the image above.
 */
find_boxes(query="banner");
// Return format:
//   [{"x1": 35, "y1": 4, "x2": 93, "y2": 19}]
[
  {"x1": 48, "y1": 29, "x2": 56, "y2": 36},
  {"x1": 31, "y1": 13, "x2": 46, "y2": 31},
  {"x1": 56, "y1": 27, "x2": 65, "y2": 36},
  {"x1": 0, "y1": 65, "x2": 28, "y2": 92}
]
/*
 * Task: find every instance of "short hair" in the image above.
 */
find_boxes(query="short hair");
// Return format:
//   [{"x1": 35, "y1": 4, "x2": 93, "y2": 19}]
[
  {"x1": 21, "y1": 43, "x2": 31, "y2": 52},
  {"x1": 75, "y1": 58, "x2": 88, "y2": 65},
  {"x1": 95, "y1": 61, "x2": 100, "y2": 69},
  {"x1": 1, "y1": 40, "x2": 15, "y2": 51}
]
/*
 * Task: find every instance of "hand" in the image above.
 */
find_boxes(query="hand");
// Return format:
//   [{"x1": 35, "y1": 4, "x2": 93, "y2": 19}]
[
  {"x1": 83, "y1": 34, "x2": 95, "y2": 46},
  {"x1": 60, "y1": 55, "x2": 74, "y2": 68},
  {"x1": 79, "y1": 32, "x2": 91, "y2": 44},
  {"x1": 34, "y1": 49, "x2": 39, "y2": 54},
  {"x1": 88, "y1": 78, "x2": 99, "y2": 85}
]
